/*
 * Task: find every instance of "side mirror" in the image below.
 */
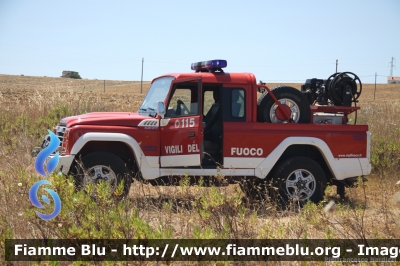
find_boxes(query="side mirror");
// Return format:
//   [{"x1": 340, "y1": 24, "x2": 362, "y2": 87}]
[{"x1": 156, "y1": 101, "x2": 165, "y2": 118}]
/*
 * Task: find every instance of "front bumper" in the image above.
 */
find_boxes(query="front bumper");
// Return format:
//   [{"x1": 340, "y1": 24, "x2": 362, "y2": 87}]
[
  {"x1": 54, "y1": 154, "x2": 75, "y2": 175},
  {"x1": 32, "y1": 147, "x2": 75, "y2": 175}
]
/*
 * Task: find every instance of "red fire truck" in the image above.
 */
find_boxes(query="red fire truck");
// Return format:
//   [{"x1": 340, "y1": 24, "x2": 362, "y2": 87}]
[{"x1": 34, "y1": 60, "x2": 371, "y2": 206}]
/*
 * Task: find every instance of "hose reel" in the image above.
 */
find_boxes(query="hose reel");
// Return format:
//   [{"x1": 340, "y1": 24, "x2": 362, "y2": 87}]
[
  {"x1": 325, "y1": 72, "x2": 362, "y2": 106},
  {"x1": 301, "y1": 72, "x2": 362, "y2": 107}
]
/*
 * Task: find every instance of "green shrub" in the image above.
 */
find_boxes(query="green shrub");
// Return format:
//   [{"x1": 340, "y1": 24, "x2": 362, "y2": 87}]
[
  {"x1": 371, "y1": 129, "x2": 400, "y2": 175},
  {"x1": 69, "y1": 72, "x2": 82, "y2": 79},
  {"x1": 23, "y1": 173, "x2": 174, "y2": 240}
]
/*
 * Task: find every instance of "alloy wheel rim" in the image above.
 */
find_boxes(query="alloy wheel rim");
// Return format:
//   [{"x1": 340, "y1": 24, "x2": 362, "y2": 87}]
[
  {"x1": 83, "y1": 165, "x2": 117, "y2": 192},
  {"x1": 285, "y1": 169, "x2": 316, "y2": 200},
  {"x1": 270, "y1": 98, "x2": 300, "y2": 122}
]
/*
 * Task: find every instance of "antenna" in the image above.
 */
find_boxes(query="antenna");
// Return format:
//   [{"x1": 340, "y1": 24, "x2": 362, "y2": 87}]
[{"x1": 141, "y1": 57, "x2": 144, "y2": 94}]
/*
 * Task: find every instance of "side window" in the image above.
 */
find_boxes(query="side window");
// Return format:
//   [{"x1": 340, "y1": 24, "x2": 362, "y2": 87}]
[
  {"x1": 166, "y1": 83, "x2": 198, "y2": 117},
  {"x1": 231, "y1": 89, "x2": 245, "y2": 118},
  {"x1": 203, "y1": 91, "x2": 214, "y2": 116}
]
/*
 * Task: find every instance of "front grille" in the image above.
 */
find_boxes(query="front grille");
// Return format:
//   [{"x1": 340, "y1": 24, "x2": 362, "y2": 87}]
[
  {"x1": 55, "y1": 126, "x2": 66, "y2": 148},
  {"x1": 40, "y1": 125, "x2": 67, "y2": 155}
]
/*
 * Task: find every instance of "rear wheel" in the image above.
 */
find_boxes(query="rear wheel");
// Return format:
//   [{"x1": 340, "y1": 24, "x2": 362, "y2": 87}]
[
  {"x1": 257, "y1": 86, "x2": 310, "y2": 123},
  {"x1": 271, "y1": 156, "x2": 327, "y2": 207},
  {"x1": 73, "y1": 151, "x2": 132, "y2": 200}
]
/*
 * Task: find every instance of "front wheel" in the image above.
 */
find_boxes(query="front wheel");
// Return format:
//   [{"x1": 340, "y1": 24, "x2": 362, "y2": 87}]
[
  {"x1": 73, "y1": 151, "x2": 132, "y2": 200},
  {"x1": 271, "y1": 156, "x2": 327, "y2": 207}
]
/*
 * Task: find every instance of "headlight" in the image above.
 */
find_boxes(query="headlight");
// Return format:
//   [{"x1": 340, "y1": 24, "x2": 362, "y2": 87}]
[{"x1": 61, "y1": 128, "x2": 70, "y2": 155}]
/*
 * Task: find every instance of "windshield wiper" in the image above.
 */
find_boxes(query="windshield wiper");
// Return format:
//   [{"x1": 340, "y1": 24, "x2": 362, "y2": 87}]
[{"x1": 139, "y1": 108, "x2": 147, "y2": 112}]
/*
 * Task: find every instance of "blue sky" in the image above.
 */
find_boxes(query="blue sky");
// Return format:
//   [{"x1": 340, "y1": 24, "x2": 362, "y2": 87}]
[{"x1": 0, "y1": 0, "x2": 399, "y2": 83}]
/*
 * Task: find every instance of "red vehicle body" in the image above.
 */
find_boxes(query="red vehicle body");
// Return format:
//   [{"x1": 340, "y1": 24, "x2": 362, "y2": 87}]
[{"x1": 35, "y1": 60, "x2": 371, "y2": 206}]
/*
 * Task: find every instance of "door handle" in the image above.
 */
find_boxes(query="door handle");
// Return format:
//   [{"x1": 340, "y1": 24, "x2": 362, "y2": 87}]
[{"x1": 188, "y1": 132, "x2": 195, "y2": 137}]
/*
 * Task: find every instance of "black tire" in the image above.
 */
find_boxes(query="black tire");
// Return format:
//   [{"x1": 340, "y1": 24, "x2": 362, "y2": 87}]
[
  {"x1": 270, "y1": 156, "x2": 327, "y2": 207},
  {"x1": 73, "y1": 151, "x2": 132, "y2": 200},
  {"x1": 257, "y1": 86, "x2": 310, "y2": 123}
]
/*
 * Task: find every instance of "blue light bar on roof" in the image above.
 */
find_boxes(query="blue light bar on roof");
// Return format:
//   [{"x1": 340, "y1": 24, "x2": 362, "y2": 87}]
[{"x1": 191, "y1": 59, "x2": 227, "y2": 72}]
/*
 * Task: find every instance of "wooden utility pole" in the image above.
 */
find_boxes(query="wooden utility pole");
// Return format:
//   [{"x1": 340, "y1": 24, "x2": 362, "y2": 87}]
[{"x1": 389, "y1": 57, "x2": 396, "y2": 77}]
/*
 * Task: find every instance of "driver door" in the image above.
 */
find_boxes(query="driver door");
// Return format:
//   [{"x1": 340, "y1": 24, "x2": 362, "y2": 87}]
[{"x1": 160, "y1": 78, "x2": 203, "y2": 167}]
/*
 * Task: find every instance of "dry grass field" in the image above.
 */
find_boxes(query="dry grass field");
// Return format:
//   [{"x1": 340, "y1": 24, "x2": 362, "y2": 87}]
[
  {"x1": 0, "y1": 74, "x2": 150, "y2": 113},
  {"x1": 0, "y1": 74, "x2": 400, "y2": 265}
]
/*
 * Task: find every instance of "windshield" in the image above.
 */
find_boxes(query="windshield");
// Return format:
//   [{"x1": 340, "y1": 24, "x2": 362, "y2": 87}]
[{"x1": 139, "y1": 76, "x2": 174, "y2": 115}]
